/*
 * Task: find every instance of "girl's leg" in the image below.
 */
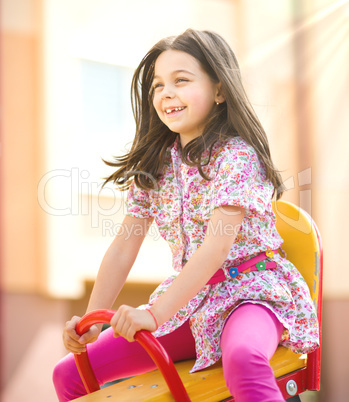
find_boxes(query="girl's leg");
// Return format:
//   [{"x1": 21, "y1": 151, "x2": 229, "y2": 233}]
[
  {"x1": 53, "y1": 320, "x2": 195, "y2": 402},
  {"x1": 221, "y1": 303, "x2": 285, "y2": 402}
]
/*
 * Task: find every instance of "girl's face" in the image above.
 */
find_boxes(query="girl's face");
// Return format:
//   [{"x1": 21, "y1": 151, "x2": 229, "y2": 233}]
[{"x1": 152, "y1": 50, "x2": 224, "y2": 147}]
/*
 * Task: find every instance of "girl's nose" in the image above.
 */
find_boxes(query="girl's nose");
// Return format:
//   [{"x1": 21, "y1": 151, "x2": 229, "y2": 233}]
[{"x1": 161, "y1": 84, "x2": 175, "y2": 99}]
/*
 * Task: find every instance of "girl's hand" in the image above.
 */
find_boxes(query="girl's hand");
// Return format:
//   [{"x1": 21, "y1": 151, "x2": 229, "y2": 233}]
[
  {"x1": 110, "y1": 305, "x2": 157, "y2": 342},
  {"x1": 63, "y1": 316, "x2": 102, "y2": 354}
]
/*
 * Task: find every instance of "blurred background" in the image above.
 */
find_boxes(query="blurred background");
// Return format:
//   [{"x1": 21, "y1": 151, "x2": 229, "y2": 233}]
[{"x1": 1, "y1": 0, "x2": 348, "y2": 401}]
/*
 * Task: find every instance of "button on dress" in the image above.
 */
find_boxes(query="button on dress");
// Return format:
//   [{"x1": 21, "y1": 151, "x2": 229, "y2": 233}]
[{"x1": 126, "y1": 136, "x2": 319, "y2": 372}]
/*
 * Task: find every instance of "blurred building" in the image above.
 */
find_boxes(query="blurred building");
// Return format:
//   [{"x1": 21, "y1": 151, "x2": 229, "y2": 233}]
[{"x1": 1, "y1": 0, "x2": 349, "y2": 401}]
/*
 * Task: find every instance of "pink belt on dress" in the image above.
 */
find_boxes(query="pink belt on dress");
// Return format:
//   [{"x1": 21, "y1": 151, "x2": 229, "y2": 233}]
[{"x1": 206, "y1": 250, "x2": 279, "y2": 285}]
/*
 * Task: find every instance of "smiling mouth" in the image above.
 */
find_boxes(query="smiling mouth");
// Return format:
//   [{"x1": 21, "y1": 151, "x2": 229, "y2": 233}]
[{"x1": 165, "y1": 106, "x2": 186, "y2": 114}]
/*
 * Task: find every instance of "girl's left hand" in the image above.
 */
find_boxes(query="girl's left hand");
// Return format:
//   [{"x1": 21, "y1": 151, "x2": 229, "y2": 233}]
[{"x1": 110, "y1": 305, "x2": 157, "y2": 342}]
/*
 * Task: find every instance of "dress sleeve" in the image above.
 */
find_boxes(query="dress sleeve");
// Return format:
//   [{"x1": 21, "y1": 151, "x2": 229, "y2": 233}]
[
  {"x1": 125, "y1": 179, "x2": 153, "y2": 219},
  {"x1": 212, "y1": 147, "x2": 274, "y2": 214}
]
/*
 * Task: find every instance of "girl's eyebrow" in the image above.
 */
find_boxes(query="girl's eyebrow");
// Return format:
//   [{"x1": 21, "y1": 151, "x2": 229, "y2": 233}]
[{"x1": 153, "y1": 69, "x2": 196, "y2": 80}]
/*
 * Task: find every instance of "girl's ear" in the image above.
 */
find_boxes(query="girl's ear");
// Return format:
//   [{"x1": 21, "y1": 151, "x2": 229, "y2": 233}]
[{"x1": 215, "y1": 82, "x2": 226, "y2": 104}]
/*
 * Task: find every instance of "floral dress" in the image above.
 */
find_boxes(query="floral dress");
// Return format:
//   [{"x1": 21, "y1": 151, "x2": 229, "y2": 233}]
[{"x1": 126, "y1": 135, "x2": 320, "y2": 372}]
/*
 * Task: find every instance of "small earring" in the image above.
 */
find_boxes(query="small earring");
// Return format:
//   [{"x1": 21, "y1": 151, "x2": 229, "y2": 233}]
[{"x1": 216, "y1": 102, "x2": 220, "y2": 105}]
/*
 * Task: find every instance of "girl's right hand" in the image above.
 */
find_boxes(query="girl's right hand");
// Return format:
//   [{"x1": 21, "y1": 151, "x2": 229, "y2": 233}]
[{"x1": 63, "y1": 316, "x2": 102, "y2": 354}]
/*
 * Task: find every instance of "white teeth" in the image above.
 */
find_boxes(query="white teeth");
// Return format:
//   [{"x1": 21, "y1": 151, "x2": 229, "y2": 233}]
[{"x1": 165, "y1": 107, "x2": 184, "y2": 114}]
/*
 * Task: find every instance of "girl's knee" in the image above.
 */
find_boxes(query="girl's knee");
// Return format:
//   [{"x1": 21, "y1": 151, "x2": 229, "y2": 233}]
[
  {"x1": 53, "y1": 359, "x2": 68, "y2": 389},
  {"x1": 53, "y1": 355, "x2": 86, "y2": 402}
]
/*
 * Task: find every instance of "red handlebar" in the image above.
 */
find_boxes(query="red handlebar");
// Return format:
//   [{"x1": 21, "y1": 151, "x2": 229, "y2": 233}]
[{"x1": 74, "y1": 309, "x2": 190, "y2": 401}]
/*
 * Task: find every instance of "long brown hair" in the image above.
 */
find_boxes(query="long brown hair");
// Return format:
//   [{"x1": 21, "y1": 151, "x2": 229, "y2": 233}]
[{"x1": 103, "y1": 28, "x2": 284, "y2": 198}]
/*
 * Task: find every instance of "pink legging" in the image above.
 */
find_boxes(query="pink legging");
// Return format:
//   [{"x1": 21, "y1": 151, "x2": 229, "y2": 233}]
[{"x1": 53, "y1": 303, "x2": 285, "y2": 401}]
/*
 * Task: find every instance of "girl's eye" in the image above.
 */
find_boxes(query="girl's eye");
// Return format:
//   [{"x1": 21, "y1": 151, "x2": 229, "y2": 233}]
[
  {"x1": 153, "y1": 83, "x2": 163, "y2": 90},
  {"x1": 176, "y1": 78, "x2": 188, "y2": 84}
]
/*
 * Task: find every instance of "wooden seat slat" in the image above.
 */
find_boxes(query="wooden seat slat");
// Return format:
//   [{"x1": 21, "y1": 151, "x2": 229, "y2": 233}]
[{"x1": 74, "y1": 345, "x2": 306, "y2": 401}]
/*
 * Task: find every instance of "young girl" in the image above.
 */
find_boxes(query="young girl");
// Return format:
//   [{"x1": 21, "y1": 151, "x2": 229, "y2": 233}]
[{"x1": 53, "y1": 29, "x2": 319, "y2": 402}]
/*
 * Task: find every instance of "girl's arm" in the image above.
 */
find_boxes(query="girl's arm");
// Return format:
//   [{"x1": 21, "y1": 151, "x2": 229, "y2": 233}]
[
  {"x1": 111, "y1": 205, "x2": 245, "y2": 341},
  {"x1": 63, "y1": 214, "x2": 154, "y2": 354}
]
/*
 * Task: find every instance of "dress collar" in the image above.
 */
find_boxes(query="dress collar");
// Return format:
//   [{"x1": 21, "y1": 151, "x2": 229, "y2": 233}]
[
  {"x1": 170, "y1": 135, "x2": 182, "y2": 168},
  {"x1": 170, "y1": 134, "x2": 229, "y2": 170}
]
